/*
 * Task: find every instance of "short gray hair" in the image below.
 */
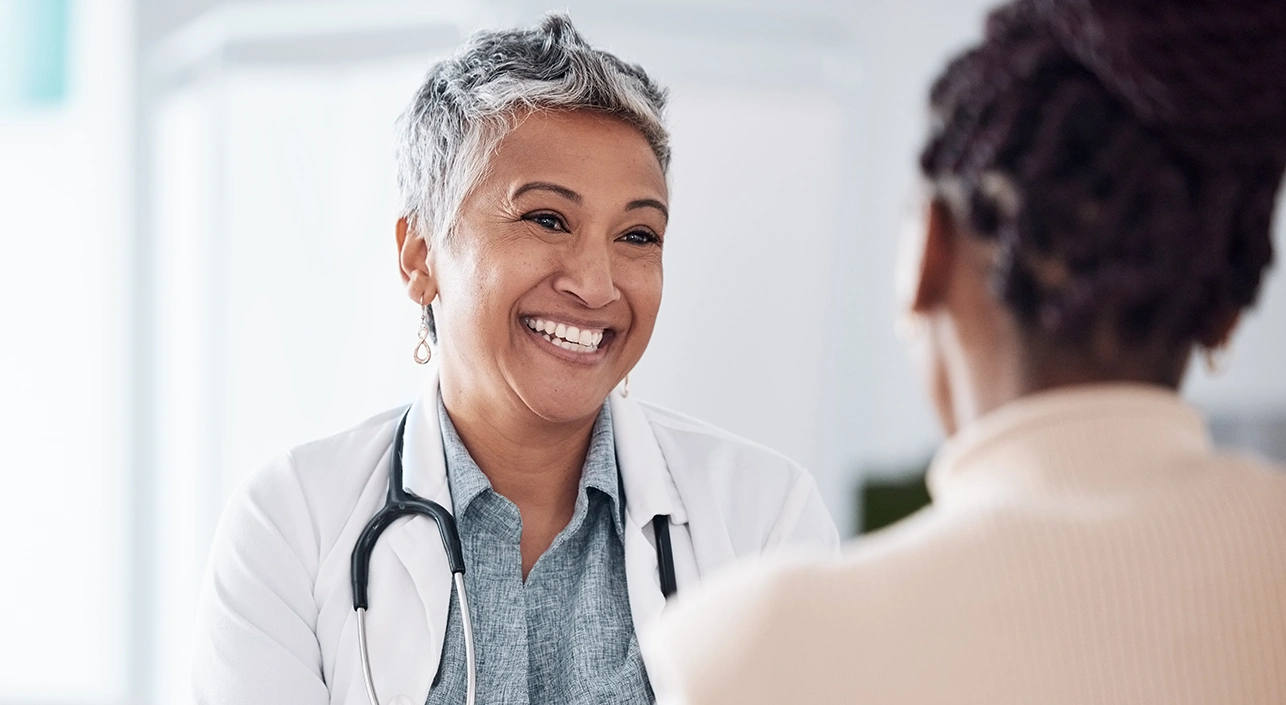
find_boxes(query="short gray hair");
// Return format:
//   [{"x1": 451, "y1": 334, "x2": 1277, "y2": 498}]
[{"x1": 395, "y1": 14, "x2": 671, "y2": 243}]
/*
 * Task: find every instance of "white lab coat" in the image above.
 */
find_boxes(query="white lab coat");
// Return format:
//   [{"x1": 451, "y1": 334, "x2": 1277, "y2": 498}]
[{"x1": 192, "y1": 368, "x2": 839, "y2": 705}]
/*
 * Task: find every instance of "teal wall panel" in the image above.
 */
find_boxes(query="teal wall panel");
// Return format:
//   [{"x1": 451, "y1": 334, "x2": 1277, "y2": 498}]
[{"x1": 0, "y1": 0, "x2": 70, "y2": 109}]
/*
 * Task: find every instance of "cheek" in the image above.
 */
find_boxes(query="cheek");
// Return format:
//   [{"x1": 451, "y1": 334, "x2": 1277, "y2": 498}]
[
  {"x1": 437, "y1": 244, "x2": 539, "y2": 339},
  {"x1": 621, "y1": 258, "x2": 663, "y2": 331},
  {"x1": 907, "y1": 316, "x2": 956, "y2": 435}
]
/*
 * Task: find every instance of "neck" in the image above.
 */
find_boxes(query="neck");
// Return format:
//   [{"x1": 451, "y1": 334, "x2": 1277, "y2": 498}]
[
  {"x1": 954, "y1": 338, "x2": 1189, "y2": 431},
  {"x1": 1019, "y1": 334, "x2": 1190, "y2": 393},
  {"x1": 438, "y1": 372, "x2": 599, "y2": 577},
  {"x1": 441, "y1": 386, "x2": 595, "y2": 510}
]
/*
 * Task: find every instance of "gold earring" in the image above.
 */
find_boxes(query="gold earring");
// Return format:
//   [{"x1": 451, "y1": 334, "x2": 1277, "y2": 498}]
[
  {"x1": 1203, "y1": 346, "x2": 1228, "y2": 376},
  {"x1": 413, "y1": 305, "x2": 432, "y2": 364}
]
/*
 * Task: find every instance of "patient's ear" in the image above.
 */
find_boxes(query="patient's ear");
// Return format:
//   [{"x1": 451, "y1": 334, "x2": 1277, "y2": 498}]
[
  {"x1": 909, "y1": 199, "x2": 955, "y2": 314},
  {"x1": 1198, "y1": 308, "x2": 1242, "y2": 350}
]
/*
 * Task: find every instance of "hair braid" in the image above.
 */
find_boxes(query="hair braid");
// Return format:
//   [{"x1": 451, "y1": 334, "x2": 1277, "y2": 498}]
[{"x1": 919, "y1": 0, "x2": 1286, "y2": 351}]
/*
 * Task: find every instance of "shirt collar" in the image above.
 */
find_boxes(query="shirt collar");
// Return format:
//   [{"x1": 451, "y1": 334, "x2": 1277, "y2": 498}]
[
  {"x1": 437, "y1": 396, "x2": 493, "y2": 518},
  {"x1": 583, "y1": 401, "x2": 625, "y2": 535},
  {"x1": 437, "y1": 396, "x2": 624, "y2": 536},
  {"x1": 927, "y1": 383, "x2": 1213, "y2": 505}
]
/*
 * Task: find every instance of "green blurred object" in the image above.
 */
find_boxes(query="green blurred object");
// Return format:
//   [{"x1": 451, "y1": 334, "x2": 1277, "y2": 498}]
[
  {"x1": 0, "y1": 0, "x2": 70, "y2": 109},
  {"x1": 858, "y1": 460, "x2": 932, "y2": 534}
]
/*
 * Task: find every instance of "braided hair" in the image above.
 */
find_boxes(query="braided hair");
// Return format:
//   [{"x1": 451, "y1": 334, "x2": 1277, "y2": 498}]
[{"x1": 919, "y1": 0, "x2": 1286, "y2": 361}]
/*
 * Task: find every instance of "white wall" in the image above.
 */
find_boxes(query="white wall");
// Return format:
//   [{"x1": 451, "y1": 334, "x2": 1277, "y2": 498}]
[{"x1": 0, "y1": 1, "x2": 133, "y2": 702}]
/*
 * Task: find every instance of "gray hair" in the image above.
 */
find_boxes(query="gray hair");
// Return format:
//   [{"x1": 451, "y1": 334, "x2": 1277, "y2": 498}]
[{"x1": 395, "y1": 14, "x2": 671, "y2": 244}]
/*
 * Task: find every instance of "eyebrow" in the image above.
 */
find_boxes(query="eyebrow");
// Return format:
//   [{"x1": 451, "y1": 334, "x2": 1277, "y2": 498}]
[
  {"x1": 627, "y1": 198, "x2": 669, "y2": 222},
  {"x1": 512, "y1": 181, "x2": 669, "y2": 222},
  {"x1": 512, "y1": 181, "x2": 582, "y2": 203}
]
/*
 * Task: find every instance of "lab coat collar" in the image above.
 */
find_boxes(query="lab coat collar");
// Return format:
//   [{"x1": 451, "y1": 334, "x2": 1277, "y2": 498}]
[
  {"x1": 396, "y1": 366, "x2": 687, "y2": 525},
  {"x1": 374, "y1": 365, "x2": 687, "y2": 701},
  {"x1": 399, "y1": 367, "x2": 452, "y2": 507},
  {"x1": 611, "y1": 386, "x2": 688, "y2": 527}
]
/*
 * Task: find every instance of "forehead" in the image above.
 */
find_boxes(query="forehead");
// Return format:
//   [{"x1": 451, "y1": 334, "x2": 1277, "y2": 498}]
[{"x1": 484, "y1": 110, "x2": 668, "y2": 201}]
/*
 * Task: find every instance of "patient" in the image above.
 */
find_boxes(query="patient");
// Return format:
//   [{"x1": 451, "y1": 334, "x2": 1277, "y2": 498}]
[{"x1": 645, "y1": 0, "x2": 1286, "y2": 703}]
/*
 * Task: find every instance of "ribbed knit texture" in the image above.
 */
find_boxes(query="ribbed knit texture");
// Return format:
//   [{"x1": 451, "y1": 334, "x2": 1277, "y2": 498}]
[{"x1": 649, "y1": 385, "x2": 1286, "y2": 705}]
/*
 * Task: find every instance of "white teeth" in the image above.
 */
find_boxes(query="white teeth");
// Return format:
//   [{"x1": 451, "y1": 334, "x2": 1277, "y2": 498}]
[{"x1": 525, "y1": 317, "x2": 604, "y2": 352}]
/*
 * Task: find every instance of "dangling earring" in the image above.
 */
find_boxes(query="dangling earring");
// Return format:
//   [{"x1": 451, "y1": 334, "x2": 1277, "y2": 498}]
[
  {"x1": 621, "y1": 373, "x2": 631, "y2": 398},
  {"x1": 1203, "y1": 346, "x2": 1228, "y2": 376},
  {"x1": 413, "y1": 304, "x2": 432, "y2": 365}
]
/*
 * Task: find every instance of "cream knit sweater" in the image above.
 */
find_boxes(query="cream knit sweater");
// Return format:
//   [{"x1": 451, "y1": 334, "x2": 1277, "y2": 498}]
[{"x1": 647, "y1": 385, "x2": 1286, "y2": 705}]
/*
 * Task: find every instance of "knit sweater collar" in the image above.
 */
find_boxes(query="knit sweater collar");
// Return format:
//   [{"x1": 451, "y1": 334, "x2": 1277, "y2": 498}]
[{"x1": 928, "y1": 384, "x2": 1213, "y2": 505}]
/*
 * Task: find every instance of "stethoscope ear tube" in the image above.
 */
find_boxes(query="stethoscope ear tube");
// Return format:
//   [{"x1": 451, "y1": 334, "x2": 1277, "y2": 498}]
[{"x1": 356, "y1": 576, "x2": 476, "y2": 705}]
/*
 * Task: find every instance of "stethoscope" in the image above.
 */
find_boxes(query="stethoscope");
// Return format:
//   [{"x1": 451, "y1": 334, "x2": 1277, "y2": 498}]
[{"x1": 350, "y1": 408, "x2": 678, "y2": 705}]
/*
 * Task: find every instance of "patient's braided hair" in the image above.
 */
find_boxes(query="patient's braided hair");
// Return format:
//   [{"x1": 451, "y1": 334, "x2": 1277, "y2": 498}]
[{"x1": 919, "y1": 0, "x2": 1286, "y2": 355}]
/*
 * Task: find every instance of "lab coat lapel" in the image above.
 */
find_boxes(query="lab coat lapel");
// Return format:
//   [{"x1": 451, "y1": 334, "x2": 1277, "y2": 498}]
[
  {"x1": 370, "y1": 369, "x2": 456, "y2": 703},
  {"x1": 611, "y1": 390, "x2": 689, "y2": 643}
]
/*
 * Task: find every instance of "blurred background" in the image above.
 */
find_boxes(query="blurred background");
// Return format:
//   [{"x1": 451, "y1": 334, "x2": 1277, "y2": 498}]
[{"x1": 1, "y1": 0, "x2": 1283, "y2": 702}]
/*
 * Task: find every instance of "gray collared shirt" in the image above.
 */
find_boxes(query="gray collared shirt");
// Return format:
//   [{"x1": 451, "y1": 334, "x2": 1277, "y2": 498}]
[{"x1": 426, "y1": 399, "x2": 654, "y2": 705}]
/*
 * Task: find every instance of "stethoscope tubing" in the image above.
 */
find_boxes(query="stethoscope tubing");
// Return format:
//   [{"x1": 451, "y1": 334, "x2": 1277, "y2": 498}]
[
  {"x1": 356, "y1": 573, "x2": 476, "y2": 705},
  {"x1": 455, "y1": 571, "x2": 478, "y2": 703},
  {"x1": 352, "y1": 411, "x2": 475, "y2": 705}
]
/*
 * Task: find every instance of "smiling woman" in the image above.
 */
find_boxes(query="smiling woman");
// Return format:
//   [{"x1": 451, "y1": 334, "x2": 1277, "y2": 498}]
[
  {"x1": 402, "y1": 110, "x2": 668, "y2": 435},
  {"x1": 191, "y1": 14, "x2": 837, "y2": 705}
]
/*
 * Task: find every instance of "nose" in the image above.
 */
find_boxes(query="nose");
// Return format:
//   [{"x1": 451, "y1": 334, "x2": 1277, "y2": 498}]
[{"x1": 554, "y1": 237, "x2": 621, "y2": 309}]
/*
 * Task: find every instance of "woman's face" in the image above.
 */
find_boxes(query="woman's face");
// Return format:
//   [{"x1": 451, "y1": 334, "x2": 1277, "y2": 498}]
[{"x1": 406, "y1": 110, "x2": 668, "y2": 425}]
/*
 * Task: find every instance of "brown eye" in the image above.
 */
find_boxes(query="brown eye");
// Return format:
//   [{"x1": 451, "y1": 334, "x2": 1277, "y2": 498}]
[
  {"x1": 620, "y1": 229, "x2": 660, "y2": 246},
  {"x1": 524, "y1": 212, "x2": 568, "y2": 232}
]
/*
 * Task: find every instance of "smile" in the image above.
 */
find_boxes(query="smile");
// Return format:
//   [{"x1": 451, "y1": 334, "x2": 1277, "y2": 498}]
[{"x1": 523, "y1": 316, "x2": 605, "y2": 354}]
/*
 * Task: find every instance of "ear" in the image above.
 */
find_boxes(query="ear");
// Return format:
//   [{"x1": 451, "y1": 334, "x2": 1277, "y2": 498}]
[
  {"x1": 397, "y1": 216, "x2": 437, "y2": 306},
  {"x1": 909, "y1": 199, "x2": 955, "y2": 314},
  {"x1": 1199, "y1": 308, "x2": 1242, "y2": 350}
]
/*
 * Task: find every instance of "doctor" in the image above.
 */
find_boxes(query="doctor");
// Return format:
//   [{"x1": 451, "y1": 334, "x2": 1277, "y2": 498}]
[{"x1": 191, "y1": 15, "x2": 838, "y2": 705}]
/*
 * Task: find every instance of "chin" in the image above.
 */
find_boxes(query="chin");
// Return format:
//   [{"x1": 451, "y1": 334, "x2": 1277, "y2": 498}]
[{"x1": 517, "y1": 379, "x2": 614, "y2": 424}]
